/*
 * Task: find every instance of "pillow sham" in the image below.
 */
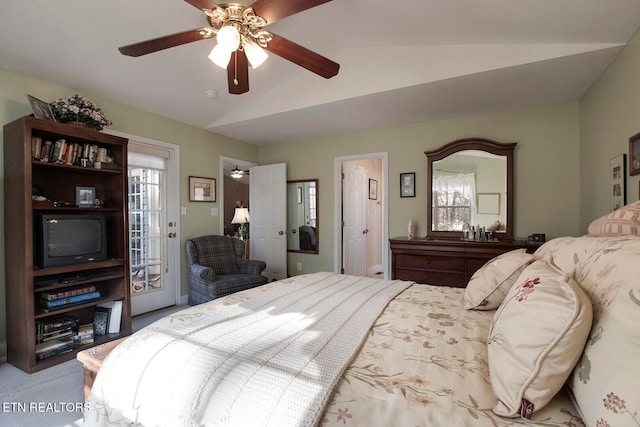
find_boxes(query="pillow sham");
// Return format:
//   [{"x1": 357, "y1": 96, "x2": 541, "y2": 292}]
[
  {"x1": 487, "y1": 259, "x2": 593, "y2": 419},
  {"x1": 588, "y1": 200, "x2": 640, "y2": 236},
  {"x1": 463, "y1": 249, "x2": 534, "y2": 310}
]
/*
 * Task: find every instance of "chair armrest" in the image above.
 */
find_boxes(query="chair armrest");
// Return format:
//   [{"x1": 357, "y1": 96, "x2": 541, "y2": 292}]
[
  {"x1": 237, "y1": 259, "x2": 267, "y2": 275},
  {"x1": 192, "y1": 264, "x2": 216, "y2": 281}
]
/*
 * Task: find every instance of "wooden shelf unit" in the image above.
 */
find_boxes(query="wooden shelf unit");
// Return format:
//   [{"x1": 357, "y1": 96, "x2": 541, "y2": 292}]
[{"x1": 3, "y1": 116, "x2": 131, "y2": 373}]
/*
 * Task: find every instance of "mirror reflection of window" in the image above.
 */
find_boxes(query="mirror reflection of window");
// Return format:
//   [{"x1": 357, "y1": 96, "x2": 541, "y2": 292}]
[
  {"x1": 287, "y1": 179, "x2": 318, "y2": 253},
  {"x1": 432, "y1": 173, "x2": 476, "y2": 230}
]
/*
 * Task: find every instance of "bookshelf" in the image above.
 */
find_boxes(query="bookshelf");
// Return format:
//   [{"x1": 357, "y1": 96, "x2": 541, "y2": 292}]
[{"x1": 3, "y1": 116, "x2": 132, "y2": 373}]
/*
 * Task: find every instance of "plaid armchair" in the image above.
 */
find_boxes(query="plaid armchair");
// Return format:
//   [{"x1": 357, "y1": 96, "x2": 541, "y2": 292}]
[{"x1": 186, "y1": 235, "x2": 268, "y2": 305}]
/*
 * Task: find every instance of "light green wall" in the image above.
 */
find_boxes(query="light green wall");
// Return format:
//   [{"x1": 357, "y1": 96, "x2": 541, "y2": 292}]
[
  {"x1": 260, "y1": 102, "x2": 581, "y2": 275},
  {"x1": 580, "y1": 29, "x2": 640, "y2": 230},
  {"x1": 4, "y1": 24, "x2": 639, "y2": 345},
  {"x1": 0, "y1": 68, "x2": 260, "y2": 344}
]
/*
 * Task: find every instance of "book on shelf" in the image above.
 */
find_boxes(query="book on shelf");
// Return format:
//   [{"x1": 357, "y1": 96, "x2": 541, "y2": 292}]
[
  {"x1": 93, "y1": 306, "x2": 111, "y2": 336},
  {"x1": 37, "y1": 327, "x2": 75, "y2": 344},
  {"x1": 75, "y1": 323, "x2": 94, "y2": 345},
  {"x1": 31, "y1": 136, "x2": 42, "y2": 160},
  {"x1": 35, "y1": 316, "x2": 79, "y2": 344},
  {"x1": 40, "y1": 285, "x2": 97, "y2": 301},
  {"x1": 40, "y1": 290, "x2": 101, "y2": 309},
  {"x1": 97, "y1": 300, "x2": 123, "y2": 334},
  {"x1": 36, "y1": 336, "x2": 78, "y2": 361}
]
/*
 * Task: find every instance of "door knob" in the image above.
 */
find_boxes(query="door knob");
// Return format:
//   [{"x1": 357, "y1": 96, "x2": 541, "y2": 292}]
[
  {"x1": 168, "y1": 233, "x2": 177, "y2": 238},
  {"x1": 362, "y1": 229, "x2": 369, "y2": 234},
  {"x1": 279, "y1": 230, "x2": 285, "y2": 235}
]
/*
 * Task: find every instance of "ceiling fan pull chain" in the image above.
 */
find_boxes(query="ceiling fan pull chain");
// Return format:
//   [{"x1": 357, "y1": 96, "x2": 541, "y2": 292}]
[{"x1": 233, "y1": 51, "x2": 239, "y2": 86}]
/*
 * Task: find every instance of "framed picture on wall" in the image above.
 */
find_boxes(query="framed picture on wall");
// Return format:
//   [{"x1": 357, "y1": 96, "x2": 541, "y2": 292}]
[
  {"x1": 369, "y1": 179, "x2": 378, "y2": 200},
  {"x1": 400, "y1": 172, "x2": 415, "y2": 198},
  {"x1": 610, "y1": 154, "x2": 626, "y2": 211},
  {"x1": 189, "y1": 176, "x2": 216, "y2": 202},
  {"x1": 629, "y1": 132, "x2": 640, "y2": 176}
]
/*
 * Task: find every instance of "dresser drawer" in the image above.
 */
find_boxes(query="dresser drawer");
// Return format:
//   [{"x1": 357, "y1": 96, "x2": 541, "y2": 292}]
[
  {"x1": 395, "y1": 268, "x2": 466, "y2": 287},
  {"x1": 395, "y1": 253, "x2": 465, "y2": 271}
]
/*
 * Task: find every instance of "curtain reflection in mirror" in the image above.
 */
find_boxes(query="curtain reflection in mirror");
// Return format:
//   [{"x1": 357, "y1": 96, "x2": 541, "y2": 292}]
[{"x1": 432, "y1": 173, "x2": 476, "y2": 230}]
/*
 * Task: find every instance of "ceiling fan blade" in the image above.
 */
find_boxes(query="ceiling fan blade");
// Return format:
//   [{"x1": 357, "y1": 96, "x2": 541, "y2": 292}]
[
  {"x1": 265, "y1": 34, "x2": 339, "y2": 79},
  {"x1": 184, "y1": 0, "x2": 219, "y2": 11},
  {"x1": 227, "y1": 49, "x2": 250, "y2": 94},
  {"x1": 119, "y1": 29, "x2": 209, "y2": 57},
  {"x1": 250, "y1": 0, "x2": 332, "y2": 25}
]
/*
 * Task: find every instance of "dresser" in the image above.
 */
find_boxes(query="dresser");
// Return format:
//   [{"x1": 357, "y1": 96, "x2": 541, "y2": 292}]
[{"x1": 389, "y1": 237, "x2": 541, "y2": 287}]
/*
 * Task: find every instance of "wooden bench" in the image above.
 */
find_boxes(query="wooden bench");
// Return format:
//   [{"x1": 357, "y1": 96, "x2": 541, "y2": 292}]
[{"x1": 76, "y1": 338, "x2": 127, "y2": 401}]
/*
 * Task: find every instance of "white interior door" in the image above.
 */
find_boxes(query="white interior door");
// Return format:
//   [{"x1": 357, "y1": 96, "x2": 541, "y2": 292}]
[
  {"x1": 343, "y1": 162, "x2": 368, "y2": 275},
  {"x1": 250, "y1": 163, "x2": 287, "y2": 281}
]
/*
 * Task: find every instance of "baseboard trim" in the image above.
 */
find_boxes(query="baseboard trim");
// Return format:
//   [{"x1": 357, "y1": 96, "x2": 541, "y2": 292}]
[{"x1": 0, "y1": 341, "x2": 7, "y2": 363}]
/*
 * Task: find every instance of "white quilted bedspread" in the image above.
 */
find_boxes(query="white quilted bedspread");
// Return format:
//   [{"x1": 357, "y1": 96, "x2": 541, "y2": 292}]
[{"x1": 82, "y1": 273, "x2": 412, "y2": 427}]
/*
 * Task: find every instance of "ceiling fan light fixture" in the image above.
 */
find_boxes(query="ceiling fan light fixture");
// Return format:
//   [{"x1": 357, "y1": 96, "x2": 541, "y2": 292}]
[
  {"x1": 209, "y1": 44, "x2": 232, "y2": 69},
  {"x1": 231, "y1": 166, "x2": 244, "y2": 179},
  {"x1": 243, "y1": 39, "x2": 269, "y2": 69},
  {"x1": 216, "y1": 25, "x2": 241, "y2": 52}
]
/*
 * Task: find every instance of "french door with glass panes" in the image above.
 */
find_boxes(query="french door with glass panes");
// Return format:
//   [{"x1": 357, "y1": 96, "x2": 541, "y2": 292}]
[{"x1": 128, "y1": 142, "x2": 179, "y2": 316}]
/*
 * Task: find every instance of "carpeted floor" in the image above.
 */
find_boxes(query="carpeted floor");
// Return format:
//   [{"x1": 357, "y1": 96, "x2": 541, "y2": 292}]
[{"x1": 0, "y1": 304, "x2": 186, "y2": 427}]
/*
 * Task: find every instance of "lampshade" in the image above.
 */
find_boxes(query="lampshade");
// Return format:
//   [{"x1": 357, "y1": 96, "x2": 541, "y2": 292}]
[
  {"x1": 231, "y1": 207, "x2": 250, "y2": 224},
  {"x1": 217, "y1": 25, "x2": 240, "y2": 52},
  {"x1": 243, "y1": 39, "x2": 269, "y2": 69},
  {"x1": 208, "y1": 44, "x2": 232, "y2": 69}
]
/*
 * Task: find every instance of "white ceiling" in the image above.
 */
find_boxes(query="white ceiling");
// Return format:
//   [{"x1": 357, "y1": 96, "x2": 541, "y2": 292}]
[{"x1": 1, "y1": 0, "x2": 639, "y2": 145}]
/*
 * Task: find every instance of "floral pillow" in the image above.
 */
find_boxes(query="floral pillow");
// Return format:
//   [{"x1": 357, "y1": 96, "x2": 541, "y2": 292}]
[
  {"x1": 566, "y1": 235, "x2": 640, "y2": 427},
  {"x1": 588, "y1": 200, "x2": 640, "y2": 236},
  {"x1": 463, "y1": 249, "x2": 534, "y2": 310},
  {"x1": 487, "y1": 259, "x2": 593, "y2": 419}
]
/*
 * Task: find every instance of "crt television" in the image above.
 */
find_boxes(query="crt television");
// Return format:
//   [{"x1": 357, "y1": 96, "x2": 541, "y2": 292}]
[{"x1": 35, "y1": 213, "x2": 108, "y2": 268}]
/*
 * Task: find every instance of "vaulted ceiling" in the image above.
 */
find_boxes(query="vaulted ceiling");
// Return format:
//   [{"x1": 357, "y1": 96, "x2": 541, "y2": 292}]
[{"x1": 1, "y1": 1, "x2": 639, "y2": 145}]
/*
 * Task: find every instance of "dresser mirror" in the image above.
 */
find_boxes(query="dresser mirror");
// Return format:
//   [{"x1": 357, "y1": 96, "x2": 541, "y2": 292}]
[
  {"x1": 287, "y1": 179, "x2": 319, "y2": 253},
  {"x1": 425, "y1": 138, "x2": 516, "y2": 241}
]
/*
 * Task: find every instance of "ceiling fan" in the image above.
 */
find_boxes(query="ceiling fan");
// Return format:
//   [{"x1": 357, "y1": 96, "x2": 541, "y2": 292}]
[
  {"x1": 229, "y1": 165, "x2": 248, "y2": 178},
  {"x1": 118, "y1": 0, "x2": 340, "y2": 94}
]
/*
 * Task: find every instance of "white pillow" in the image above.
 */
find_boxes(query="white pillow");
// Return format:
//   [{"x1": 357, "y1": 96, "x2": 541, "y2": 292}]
[
  {"x1": 463, "y1": 249, "x2": 534, "y2": 310},
  {"x1": 487, "y1": 259, "x2": 593, "y2": 419},
  {"x1": 566, "y1": 235, "x2": 640, "y2": 426}
]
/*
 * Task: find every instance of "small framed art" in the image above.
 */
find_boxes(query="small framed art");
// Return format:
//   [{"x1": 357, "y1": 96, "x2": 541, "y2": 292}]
[
  {"x1": 629, "y1": 132, "x2": 640, "y2": 176},
  {"x1": 75, "y1": 186, "x2": 96, "y2": 207},
  {"x1": 27, "y1": 94, "x2": 56, "y2": 122},
  {"x1": 369, "y1": 179, "x2": 378, "y2": 200},
  {"x1": 610, "y1": 154, "x2": 626, "y2": 211},
  {"x1": 400, "y1": 172, "x2": 415, "y2": 198},
  {"x1": 477, "y1": 193, "x2": 500, "y2": 214},
  {"x1": 189, "y1": 176, "x2": 216, "y2": 202}
]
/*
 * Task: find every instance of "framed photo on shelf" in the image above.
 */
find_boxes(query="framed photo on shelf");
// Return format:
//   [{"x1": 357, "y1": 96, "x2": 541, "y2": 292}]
[
  {"x1": 368, "y1": 179, "x2": 378, "y2": 200},
  {"x1": 629, "y1": 132, "x2": 640, "y2": 176},
  {"x1": 75, "y1": 186, "x2": 96, "y2": 207},
  {"x1": 189, "y1": 176, "x2": 216, "y2": 202},
  {"x1": 27, "y1": 95, "x2": 56, "y2": 122},
  {"x1": 400, "y1": 172, "x2": 415, "y2": 198},
  {"x1": 610, "y1": 154, "x2": 626, "y2": 211}
]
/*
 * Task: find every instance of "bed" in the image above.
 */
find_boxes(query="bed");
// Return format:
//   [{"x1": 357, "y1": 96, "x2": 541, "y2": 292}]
[
  {"x1": 83, "y1": 272, "x2": 581, "y2": 427},
  {"x1": 82, "y1": 202, "x2": 640, "y2": 427}
]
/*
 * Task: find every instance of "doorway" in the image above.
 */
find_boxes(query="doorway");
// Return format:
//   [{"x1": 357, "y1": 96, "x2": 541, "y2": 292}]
[
  {"x1": 220, "y1": 157, "x2": 256, "y2": 237},
  {"x1": 334, "y1": 153, "x2": 388, "y2": 279},
  {"x1": 105, "y1": 130, "x2": 181, "y2": 316}
]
